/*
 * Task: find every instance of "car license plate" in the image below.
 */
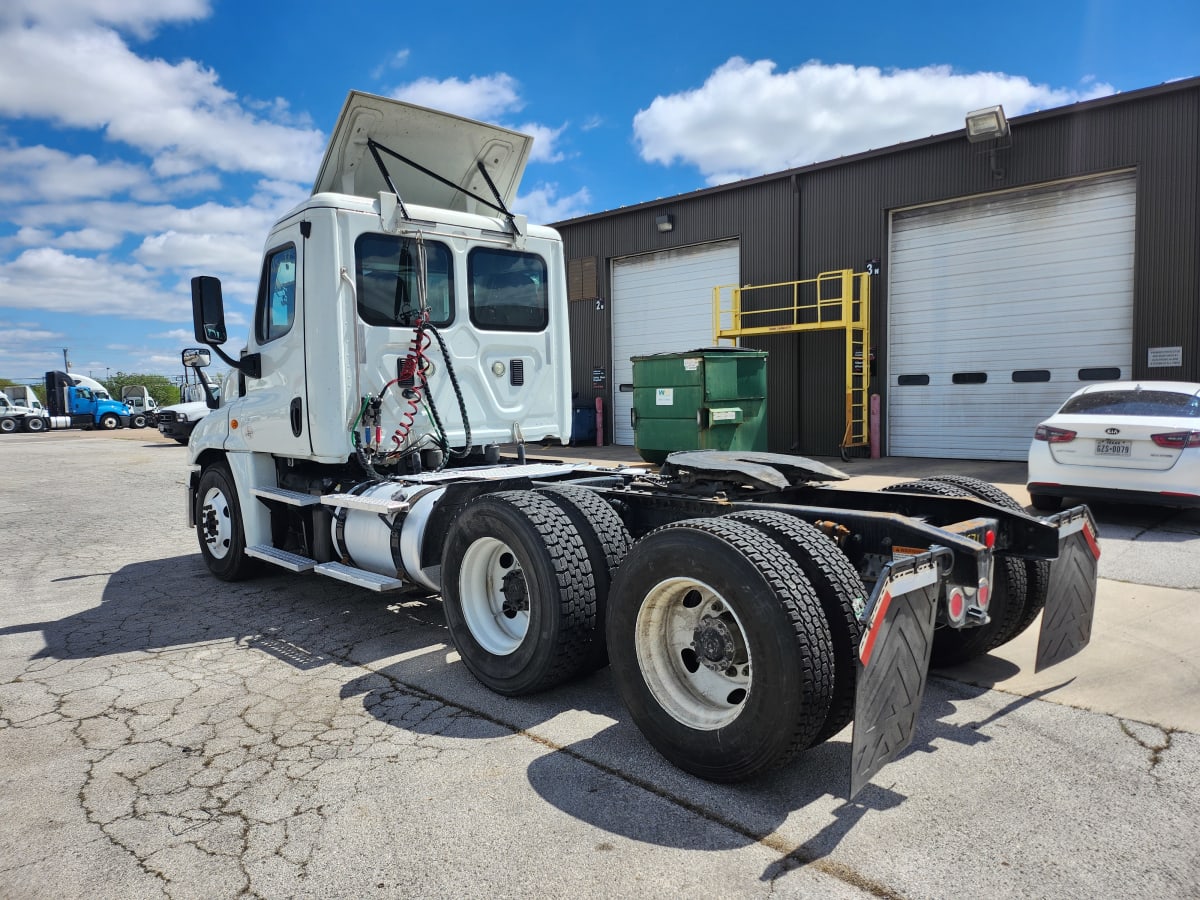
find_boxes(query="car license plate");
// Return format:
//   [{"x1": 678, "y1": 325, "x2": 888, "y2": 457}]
[{"x1": 1095, "y1": 439, "x2": 1131, "y2": 456}]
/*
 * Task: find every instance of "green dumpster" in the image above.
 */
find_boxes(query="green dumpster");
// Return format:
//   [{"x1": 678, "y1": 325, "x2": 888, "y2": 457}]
[{"x1": 631, "y1": 348, "x2": 768, "y2": 465}]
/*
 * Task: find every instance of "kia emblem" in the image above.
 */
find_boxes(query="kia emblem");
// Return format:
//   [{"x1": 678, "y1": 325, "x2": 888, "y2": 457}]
[{"x1": 1106, "y1": 427, "x2": 1120, "y2": 435}]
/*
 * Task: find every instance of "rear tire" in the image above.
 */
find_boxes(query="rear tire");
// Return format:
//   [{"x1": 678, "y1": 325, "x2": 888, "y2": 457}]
[
  {"x1": 536, "y1": 485, "x2": 631, "y2": 671},
  {"x1": 724, "y1": 510, "x2": 864, "y2": 744},
  {"x1": 196, "y1": 463, "x2": 257, "y2": 581},
  {"x1": 442, "y1": 491, "x2": 596, "y2": 696},
  {"x1": 924, "y1": 474, "x2": 1050, "y2": 646},
  {"x1": 1030, "y1": 492, "x2": 1062, "y2": 513},
  {"x1": 0, "y1": 417, "x2": 18, "y2": 434},
  {"x1": 882, "y1": 478, "x2": 1028, "y2": 666},
  {"x1": 607, "y1": 517, "x2": 834, "y2": 782}
]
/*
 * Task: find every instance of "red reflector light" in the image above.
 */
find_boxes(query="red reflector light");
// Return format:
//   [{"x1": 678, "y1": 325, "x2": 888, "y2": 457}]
[
  {"x1": 1151, "y1": 430, "x2": 1200, "y2": 449},
  {"x1": 977, "y1": 582, "x2": 990, "y2": 610},
  {"x1": 948, "y1": 589, "x2": 965, "y2": 622},
  {"x1": 984, "y1": 529, "x2": 995, "y2": 549},
  {"x1": 1035, "y1": 425, "x2": 1077, "y2": 443}
]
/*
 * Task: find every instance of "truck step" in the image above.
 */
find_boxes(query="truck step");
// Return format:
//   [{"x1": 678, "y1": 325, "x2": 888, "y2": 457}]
[
  {"x1": 314, "y1": 562, "x2": 406, "y2": 591},
  {"x1": 245, "y1": 544, "x2": 318, "y2": 572},
  {"x1": 251, "y1": 487, "x2": 321, "y2": 507},
  {"x1": 320, "y1": 493, "x2": 410, "y2": 513}
]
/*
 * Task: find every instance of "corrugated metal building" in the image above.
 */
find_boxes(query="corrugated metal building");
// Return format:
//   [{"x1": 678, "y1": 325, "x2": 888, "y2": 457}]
[{"x1": 553, "y1": 76, "x2": 1200, "y2": 461}]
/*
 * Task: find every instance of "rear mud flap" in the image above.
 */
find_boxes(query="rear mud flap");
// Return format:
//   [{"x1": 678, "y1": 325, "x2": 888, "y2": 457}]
[
  {"x1": 849, "y1": 549, "x2": 949, "y2": 800},
  {"x1": 1035, "y1": 506, "x2": 1100, "y2": 672}
]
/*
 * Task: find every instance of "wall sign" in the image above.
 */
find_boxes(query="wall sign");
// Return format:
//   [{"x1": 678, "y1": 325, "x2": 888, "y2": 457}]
[{"x1": 1147, "y1": 346, "x2": 1183, "y2": 367}]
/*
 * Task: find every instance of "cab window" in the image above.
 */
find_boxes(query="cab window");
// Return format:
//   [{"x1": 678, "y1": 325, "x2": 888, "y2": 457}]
[
  {"x1": 256, "y1": 245, "x2": 297, "y2": 343},
  {"x1": 356, "y1": 234, "x2": 454, "y2": 327},
  {"x1": 468, "y1": 248, "x2": 548, "y2": 331}
]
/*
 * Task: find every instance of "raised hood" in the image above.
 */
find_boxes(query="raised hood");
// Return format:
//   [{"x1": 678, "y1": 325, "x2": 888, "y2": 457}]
[{"x1": 312, "y1": 90, "x2": 533, "y2": 214}]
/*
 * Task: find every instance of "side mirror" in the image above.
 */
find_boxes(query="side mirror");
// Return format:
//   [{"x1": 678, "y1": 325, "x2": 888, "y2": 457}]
[
  {"x1": 191, "y1": 276, "x2": 228, "y2": 345},
  {"x1": 182, "y1": 348, "x2": 211, "y2": 368}
]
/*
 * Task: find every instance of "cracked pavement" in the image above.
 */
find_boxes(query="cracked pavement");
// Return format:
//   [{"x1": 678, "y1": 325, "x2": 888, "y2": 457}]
[{"x1": 1, "y1": 433, "x2": 1198, "y2": 899}]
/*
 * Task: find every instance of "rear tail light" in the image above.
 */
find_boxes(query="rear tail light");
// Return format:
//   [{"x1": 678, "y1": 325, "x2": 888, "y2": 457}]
[
  {"x1": 1151, "y1": 430, "x2": 1200, "y2": 449},
  {"x1": 976, "y1": 579, "x2": 991, "y2": 611},
  {"x1": 1035, "y1": 425, "x2": 1077, "y2": 443},
  {"x1": 947, "y1": 588, "x2": 967, "y2": 625}
]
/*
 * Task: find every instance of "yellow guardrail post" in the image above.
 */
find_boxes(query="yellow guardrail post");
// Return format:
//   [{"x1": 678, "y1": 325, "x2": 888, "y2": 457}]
[{"x1": 712, "y1": 267, "x2": 872, "y2": 455}]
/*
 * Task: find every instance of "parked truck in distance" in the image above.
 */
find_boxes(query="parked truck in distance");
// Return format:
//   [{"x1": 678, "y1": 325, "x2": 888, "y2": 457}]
[
  {"x1": 45, "y1": 371, "x2": 132, "y2": 430},
  {"x1": 182, "y1": 91, "x2": 1100, "y2": 797},
  {"x1": 0, "y1": 390, "x2": 39, "y2": 433},
  {"x1": 156, "y1": 355, "x2": 219, "y2": 443},
  {"x1": 5, "y1": 384, "x2": 47, "y2": 414},
  {"x1": 120, "y1": 385, "x2": 158, "y2": 428}
]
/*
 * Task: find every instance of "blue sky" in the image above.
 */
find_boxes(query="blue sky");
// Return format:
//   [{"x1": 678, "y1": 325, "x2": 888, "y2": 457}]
[{"x1": 1, "y1": 0, "x2": 1197, "y2": 383}]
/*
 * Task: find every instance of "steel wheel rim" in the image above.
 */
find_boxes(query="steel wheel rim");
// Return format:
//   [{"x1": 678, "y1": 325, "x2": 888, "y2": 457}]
[
  {"x1": 459, "y1": 536, "x2": 529, "y2": 656},
  {"x1": 634, "y1": 576, "x2": 752, "y2": 730},
  {"x1": 200, "y1": 485, "x2": 233, "y2": 560}
]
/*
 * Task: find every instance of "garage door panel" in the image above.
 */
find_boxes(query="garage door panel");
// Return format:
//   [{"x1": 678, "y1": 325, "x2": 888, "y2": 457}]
[
  {"x1": 888, "y1": 173, "x2": 1135, "y2": 460},
  {"x1": 611, "y1": 241, "x2": 739, "y2": 445}
]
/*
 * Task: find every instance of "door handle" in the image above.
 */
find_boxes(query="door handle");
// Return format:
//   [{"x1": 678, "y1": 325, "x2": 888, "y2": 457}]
[{"x1": 289, "y1": 397, "x2": 303, "y2": 437}]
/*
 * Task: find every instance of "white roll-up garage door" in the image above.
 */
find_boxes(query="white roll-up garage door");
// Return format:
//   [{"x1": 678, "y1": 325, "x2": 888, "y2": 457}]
[
  {"x1": 888, "y1": 172, "x2": 1136, "y2": 460},
  {"x1": 611, "y1": 240, "x2": 740, "y2": 445}
]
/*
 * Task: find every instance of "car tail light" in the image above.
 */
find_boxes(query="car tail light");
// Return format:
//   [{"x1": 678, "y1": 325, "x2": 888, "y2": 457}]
[
  {"x1": 1151, "y1": 430, "x2": 1200, "y2": 449},
  {"x1": 1034, "y1": 425, "x2": 1076, "y2": 443}
]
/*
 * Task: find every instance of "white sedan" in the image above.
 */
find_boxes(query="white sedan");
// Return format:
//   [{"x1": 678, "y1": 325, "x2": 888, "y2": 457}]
[{"x1": 1027, "y1": 381, "x2": 1200, "y2": 512}]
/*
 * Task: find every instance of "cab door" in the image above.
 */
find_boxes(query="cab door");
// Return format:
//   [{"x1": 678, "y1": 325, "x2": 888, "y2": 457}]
[{"x1": 235, "y1": 223, "x2": 313, "y2": 457}]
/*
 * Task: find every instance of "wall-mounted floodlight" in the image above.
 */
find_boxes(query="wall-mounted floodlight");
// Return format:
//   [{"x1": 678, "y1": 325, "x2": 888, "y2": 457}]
[
  {"x1": 965, "y1": 105, "x2": 1010, "y2": 143},
  {"x1": 655, "y1": 214, "x2": 674, "y2": 233}
]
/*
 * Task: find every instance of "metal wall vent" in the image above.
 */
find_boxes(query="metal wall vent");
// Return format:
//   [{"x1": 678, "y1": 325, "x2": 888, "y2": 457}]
[{"x1": 510, "y1": 359, "x2": 524, "y2": 386}]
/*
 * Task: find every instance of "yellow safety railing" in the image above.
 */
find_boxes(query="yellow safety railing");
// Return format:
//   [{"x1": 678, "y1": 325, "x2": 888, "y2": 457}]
[{"x1": 712, "y1": 269, "x2": 871, "y2": 456}]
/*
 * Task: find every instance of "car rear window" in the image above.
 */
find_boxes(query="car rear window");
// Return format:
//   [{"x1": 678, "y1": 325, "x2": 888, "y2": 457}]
[{"x1": 1059, "y1": 389, "x2": 1200, "y2": 418}]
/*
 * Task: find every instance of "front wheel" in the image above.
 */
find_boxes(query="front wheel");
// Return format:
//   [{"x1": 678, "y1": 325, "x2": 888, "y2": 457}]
[
  {"x1": 130, "y1": 413, "x2": 148, "y2": 429},
  {"x1": 24, "y1": 416, "x2": 47, "y2": 433},
  {"x1": 98, "y1": 413, "x2": 120, "y2": 430},
  {"x1": 196, "y1": 464, "x2": 256, "y2": 581},
  {"x1": 607, "y1": 517, "x2": 834, "y2": 782},
  {"x1": 441, "y1": 491, "x2": 597, "y2": 696}
]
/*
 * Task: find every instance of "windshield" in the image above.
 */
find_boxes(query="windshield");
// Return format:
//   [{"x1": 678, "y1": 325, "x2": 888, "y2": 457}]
[{"x1": 1060, "y1": 388, "x2": 1200, "y2": 418}]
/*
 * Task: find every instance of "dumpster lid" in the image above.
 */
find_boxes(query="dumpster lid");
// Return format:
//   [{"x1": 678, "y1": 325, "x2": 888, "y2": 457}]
[{"x1": 632, "y1": 346, "x2": 767, "y2": 362}]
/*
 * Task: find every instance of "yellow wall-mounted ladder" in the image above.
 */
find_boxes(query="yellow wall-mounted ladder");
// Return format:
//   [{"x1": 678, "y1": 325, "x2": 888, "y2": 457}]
[{"x1": 712, "y1": 269, "x2": 871, "y2": 456}]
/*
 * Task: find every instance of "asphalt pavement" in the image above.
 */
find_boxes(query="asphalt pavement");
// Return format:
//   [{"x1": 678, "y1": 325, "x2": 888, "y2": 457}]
[{"x1": 0, "y1": 431, "x2": 1196, "y2": 899}]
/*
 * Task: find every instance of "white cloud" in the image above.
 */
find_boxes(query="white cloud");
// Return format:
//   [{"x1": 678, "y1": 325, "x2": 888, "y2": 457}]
[
  {"x1": 0, "y1": 0, "x2": 209, "y2": 34},
  {"x1": 0, "y1": 325, "x2": 61, "y2": 347},
  {"x1": 517, "y1": 183, "x2": 592, "y2": 223},
  {"x1": 0, "y1": 144, "x2": 150, "y2": 202},
  {"x1": 391, "y1": 73, "x2": 524, "y2": 121},
  {"x1": 0, "y1": 247, "x2": 190, "y2": 320},
  {"x1": 133, "y1": 229, "x2": 262, "y2": 273},
  {"x1": 148, "y1": 327, "x2": 194, "y2": 342},
  {"x1": 633, "y1": 58, "x2": 1115, "y2": 184},
  {"x1": 519, "y1": 122, "x2": 568, "y2": 164},
  {"x1": 372, "y1": 49, "x2": 411, "y2": 81},
  {"x1": 0, "y1": 25, "x2": 325, "y2": 182},
  {"x1": 56, "y1": 228, "x2": 124, "y2": 251}
]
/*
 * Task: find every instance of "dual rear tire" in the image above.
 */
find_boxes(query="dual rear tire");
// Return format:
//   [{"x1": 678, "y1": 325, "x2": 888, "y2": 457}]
[{"x1": 441, "y1": 491, "x2": 859, "y2": 782}]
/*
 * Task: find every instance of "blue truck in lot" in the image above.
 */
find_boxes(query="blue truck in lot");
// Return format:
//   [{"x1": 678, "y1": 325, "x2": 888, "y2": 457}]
[{"x1": 43, "y1": 370, "x2": 133, "y2": 431}]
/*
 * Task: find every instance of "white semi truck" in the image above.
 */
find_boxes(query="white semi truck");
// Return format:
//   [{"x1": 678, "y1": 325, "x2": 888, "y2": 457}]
[{"x1": 184, "y1": 91, "x2": 1099, "y2": 795}]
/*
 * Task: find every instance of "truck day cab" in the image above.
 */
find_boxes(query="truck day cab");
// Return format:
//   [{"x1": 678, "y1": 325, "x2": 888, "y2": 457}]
[{"x1": 184, "y1": 91, "x2": 1099, "y2": 795}]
